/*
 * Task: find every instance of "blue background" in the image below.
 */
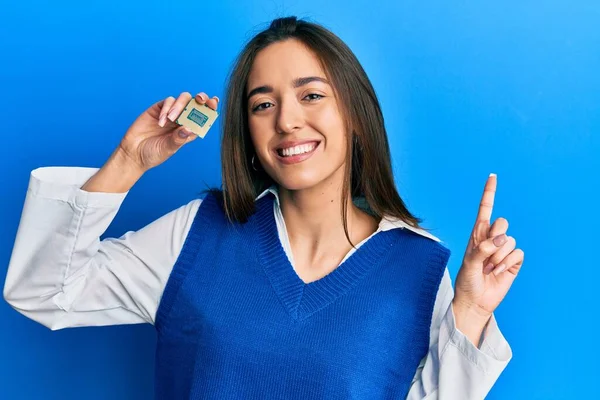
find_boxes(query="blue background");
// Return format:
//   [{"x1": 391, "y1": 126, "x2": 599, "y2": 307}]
[{"x1": 1, "y1": 1, "x2": 598, "y2": 399}]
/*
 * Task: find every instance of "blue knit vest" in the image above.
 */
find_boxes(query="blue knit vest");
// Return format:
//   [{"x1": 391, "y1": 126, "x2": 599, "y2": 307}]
[{"x1": 154, "y1": 191, "x2": 450, "y2": 399}]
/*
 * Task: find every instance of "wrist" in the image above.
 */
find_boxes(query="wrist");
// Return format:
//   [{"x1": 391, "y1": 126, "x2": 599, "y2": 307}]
[
  {"x1": 452, "y1": 299, "x2": 493, "y2": 348},
  {"x1": 80, "y1": 147, "x2": 145, "y2": 194},
  {"x1": 112, "y1": 145, "x2": 146, "y2": 177},
  {"x1": 452, "y1": 297, "x2": 493, "y2": 322}
]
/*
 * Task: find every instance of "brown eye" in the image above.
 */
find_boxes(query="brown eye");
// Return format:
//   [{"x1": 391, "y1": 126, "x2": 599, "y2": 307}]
[
  {"x1": 304, "y1": 93, "x2": 324, "y2": 101},
  {"x1": 252, "y1": 102, "x2": 274, "y2": 112}
]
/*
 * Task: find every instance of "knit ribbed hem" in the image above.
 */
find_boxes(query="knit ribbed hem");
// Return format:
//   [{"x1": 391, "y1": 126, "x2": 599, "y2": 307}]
[{"x1": 254, "y1": 192, "x2": 397, "y2": 321}]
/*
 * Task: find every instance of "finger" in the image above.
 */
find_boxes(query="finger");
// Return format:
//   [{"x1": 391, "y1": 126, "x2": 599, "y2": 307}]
[
  {"x1": 205, "y1": 96, "x2": 219, "y2": 111},
  {"x1": 467, "y1": 232, "x2": 509, "y2": 266},
  {"x1": 491, "y1": 249, "x2": 524, "y2": 277},
  {"x1": 476, "y1": 217, "x2": 508, "y2": 259},
  {"x1": 475, "y1": 174, "x2": 497, "y2": 224},
  {"x1": 170, "y1": 126, "x2": 197, "y2": 149},
  {"x1": 469, "y1": 174, "x2": 498, "y2": 248},
  {"x1": 158, "y1": 96, "x2": 176, "y2": 127},
  {"x1": 195, "y1": 92, "x2": 209, "y2": 105},
  {"x1": 483, "y1": 236, "x2": 516, "y2": 275},
  {"x1": 166, "y1": 92, "x2": 193, "y2": 123},
  {"x1": 195, "y1": 93, "x2": 219, "y2": 110},
  {"x1": 470, "y1": 220, "x2": 491, "y2": 249},
  {"x1": 488, "y1": 217, "x2": 509, "y2": 240},
  {"x1": 507, "y1": 262, "x2": 522, "y2": 275}
]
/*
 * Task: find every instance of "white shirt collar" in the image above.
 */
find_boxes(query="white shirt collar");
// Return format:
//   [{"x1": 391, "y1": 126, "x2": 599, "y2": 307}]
[{"x1": 255, "y1": 185, "x2": 441, "y2": 243}]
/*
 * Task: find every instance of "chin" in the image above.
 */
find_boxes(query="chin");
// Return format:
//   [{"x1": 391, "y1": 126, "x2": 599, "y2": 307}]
[
  {"x1": 271, "y1": 172, "x2": 328, "y2": 192},
  {"x1": 272, "y1": 168, "x2": 342, "y2": 193},
  {"x1": 264, "y1": 155, "x2": 347, "y2": 193}
]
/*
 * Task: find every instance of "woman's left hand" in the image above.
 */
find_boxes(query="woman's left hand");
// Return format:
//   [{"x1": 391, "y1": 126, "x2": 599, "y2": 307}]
[{"x1": 452, "y1": 174, "x2": 525, "y2": 343}]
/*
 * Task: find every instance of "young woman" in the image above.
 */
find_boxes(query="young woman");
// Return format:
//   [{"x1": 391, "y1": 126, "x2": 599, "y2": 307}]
[{"x1": 3, "y1": 16, "x2": 523, "y2": 399}]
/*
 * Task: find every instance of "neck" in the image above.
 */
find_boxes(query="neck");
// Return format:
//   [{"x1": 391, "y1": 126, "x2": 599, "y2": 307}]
[{"x1": 277, "y1": 171, "x2": 379, "y2": 269}]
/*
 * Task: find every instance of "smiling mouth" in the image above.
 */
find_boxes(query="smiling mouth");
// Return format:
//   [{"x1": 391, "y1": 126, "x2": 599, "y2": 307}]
[{"x1": 276, "y1": 142, "x2": 320, "y2": 157}]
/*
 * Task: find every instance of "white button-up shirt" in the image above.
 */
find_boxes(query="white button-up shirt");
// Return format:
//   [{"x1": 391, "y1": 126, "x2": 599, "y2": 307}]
[{"x1": 3, "y1": 166, "x2": 512, "y2": 399}]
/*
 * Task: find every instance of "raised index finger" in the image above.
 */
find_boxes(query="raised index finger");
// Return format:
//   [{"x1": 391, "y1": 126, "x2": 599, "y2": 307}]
[{"x1": 476, "y1": 173, "x2": 497, "y2": 223}]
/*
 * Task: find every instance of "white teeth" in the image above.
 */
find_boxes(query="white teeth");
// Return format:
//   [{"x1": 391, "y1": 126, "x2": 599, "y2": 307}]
[{"x1": 280, "y1": 143, "x2": 317, "y2": 157}]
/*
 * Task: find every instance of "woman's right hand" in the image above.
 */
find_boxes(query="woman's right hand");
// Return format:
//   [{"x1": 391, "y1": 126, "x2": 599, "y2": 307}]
[{"x1": 118, "y1": 91, "x2": 219, "y2": 172}]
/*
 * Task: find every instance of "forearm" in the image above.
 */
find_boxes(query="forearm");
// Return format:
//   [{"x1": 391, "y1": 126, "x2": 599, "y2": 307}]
[{"x1": 81, "y1": 147, "x2": 145, "y2": 193}]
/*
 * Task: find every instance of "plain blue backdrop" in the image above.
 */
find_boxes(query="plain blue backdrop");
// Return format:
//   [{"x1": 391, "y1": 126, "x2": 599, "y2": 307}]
[{"x1": 1, "y1": 1, "x2": 598, "y2": 399}]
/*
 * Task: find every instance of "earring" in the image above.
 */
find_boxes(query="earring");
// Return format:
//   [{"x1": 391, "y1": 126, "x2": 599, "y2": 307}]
[{"x1": 251, "y1": 154, "x2": 260, "y2": 171}]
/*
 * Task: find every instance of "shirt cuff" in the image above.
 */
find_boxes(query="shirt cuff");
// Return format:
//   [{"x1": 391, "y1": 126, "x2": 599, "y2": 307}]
[
  {"x1": 443, "y1": 303, "x2": 512, "y2": 375},
  {"x1": 29, "y1": 166, "x2": 128, "y2": 208}
]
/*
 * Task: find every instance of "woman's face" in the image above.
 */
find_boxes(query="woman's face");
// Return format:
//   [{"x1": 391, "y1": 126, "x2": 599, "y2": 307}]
[{"x1": 246, "y1": 39, "x2": 348, "y2": 192}]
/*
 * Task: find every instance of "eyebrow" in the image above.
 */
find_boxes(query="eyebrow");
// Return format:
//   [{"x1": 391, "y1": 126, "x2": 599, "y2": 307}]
[{"x1": 246, "y1": 76, "x2": 330, "y2": 100}]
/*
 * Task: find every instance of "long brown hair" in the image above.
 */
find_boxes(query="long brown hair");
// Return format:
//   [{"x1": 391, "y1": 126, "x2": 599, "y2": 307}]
[{"x1": 205, "y1": 16, "x2": 429, "y2": 248}]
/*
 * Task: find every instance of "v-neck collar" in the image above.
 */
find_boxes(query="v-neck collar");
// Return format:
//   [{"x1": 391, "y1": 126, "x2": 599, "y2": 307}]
[
  {"x1": 254, "y1": 192, "x2": 397, "y2": 321},
  {"x1": 256, "y1": 184, "x2": 442, "y2": 243}
]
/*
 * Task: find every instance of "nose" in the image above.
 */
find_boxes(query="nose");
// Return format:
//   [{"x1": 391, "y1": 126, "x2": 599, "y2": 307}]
[{"x1": 275, "y1": 94, "x2": 304, "y2": 134}]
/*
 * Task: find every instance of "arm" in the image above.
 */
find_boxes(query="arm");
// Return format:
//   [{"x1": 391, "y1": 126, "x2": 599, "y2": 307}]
[
  {"x1": 406, "y1": 268, "x2": 512, "y2": 399},
  {"x1": 3, "y1": 162, "x2": 201, "y2": 330}
]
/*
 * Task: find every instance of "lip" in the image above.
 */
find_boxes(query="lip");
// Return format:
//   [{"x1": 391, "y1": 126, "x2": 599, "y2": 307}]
[
  {"x1": 274, "y1": 141, "x2": 321, "y2": 165},
  {"x1": 275, "y1": 139, "x2": 321, "y2": 151}
]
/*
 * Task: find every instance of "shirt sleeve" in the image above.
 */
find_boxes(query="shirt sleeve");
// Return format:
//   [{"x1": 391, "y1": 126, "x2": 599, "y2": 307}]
[
  {"x1": 2, "y1": 166, "x2": 200, "y2": 330},
  {"x1": 406, "y1": 268, "x2": 513, "y2": 399}
]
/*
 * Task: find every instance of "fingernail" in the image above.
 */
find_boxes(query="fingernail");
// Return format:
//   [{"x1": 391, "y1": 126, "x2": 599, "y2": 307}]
[
  {"x1": 493, "y1": 263, "x2": 507, "y2": 276},
  {"x1": 159, "y1": 115, "x2": 166, "y2": 127},
  {"x1": 199, "y1": 93, "x2": 207, "y2": 101},
  {"x1": 214, "y1": 96, "x2": 220, "y2": 102},
  {"x1": 493, "y1": 234, "x2": 507, "y2": 247},
  {"x1": 484, "y1": 262, "x2": 495, "y2": 275},
  {"x1": 167, "y1": 109, "x2": 177, "y2": 122},
  {"x1": 178, "y1": 130, "x2": 191, "y2": 139}
]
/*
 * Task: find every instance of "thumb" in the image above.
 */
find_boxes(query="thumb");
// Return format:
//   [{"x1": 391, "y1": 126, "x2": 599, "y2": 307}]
[
  {"x1": 169, "y1": 127, "x2": 197, "y2": 150},
  {"x1": 467, "y1": 233, "x2": 509, "y2": 266}
]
